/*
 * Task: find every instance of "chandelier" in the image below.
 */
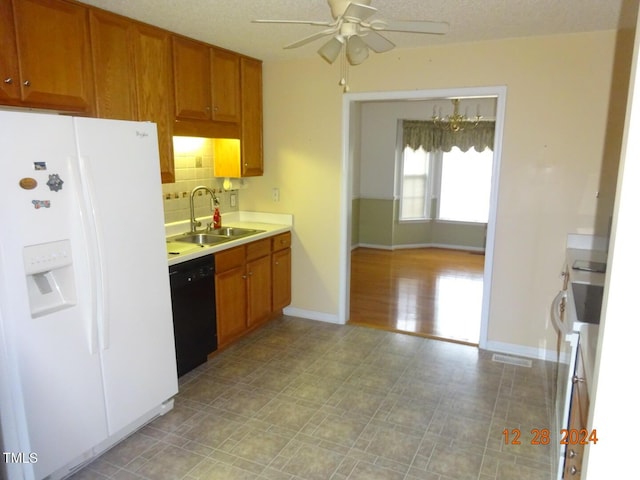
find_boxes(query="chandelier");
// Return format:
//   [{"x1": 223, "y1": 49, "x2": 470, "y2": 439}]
[{"x1": 432, "y1": 99, "x2": 482, "y2": 132}]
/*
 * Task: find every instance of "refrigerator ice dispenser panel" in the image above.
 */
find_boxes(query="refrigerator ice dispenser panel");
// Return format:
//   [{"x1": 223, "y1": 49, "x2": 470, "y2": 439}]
[{"x1": 23, "y1": 239, "x2": 77, "y2": 318}]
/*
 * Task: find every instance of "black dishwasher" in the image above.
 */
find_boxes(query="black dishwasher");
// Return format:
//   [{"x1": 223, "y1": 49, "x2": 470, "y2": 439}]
[{"x1": 169, "y1": 255, "x2": 217, "y2": 377}]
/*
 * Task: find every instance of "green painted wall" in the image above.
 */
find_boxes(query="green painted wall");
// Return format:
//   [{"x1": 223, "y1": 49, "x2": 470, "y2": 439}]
[{"x1": 354, "y1": 198, "x2": 486, "y2": 250}]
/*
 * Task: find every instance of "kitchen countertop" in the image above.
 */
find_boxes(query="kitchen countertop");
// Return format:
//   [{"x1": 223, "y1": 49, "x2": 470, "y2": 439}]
[{"x1": 166, "y1": 211, "x2": 293, "y2": 266}]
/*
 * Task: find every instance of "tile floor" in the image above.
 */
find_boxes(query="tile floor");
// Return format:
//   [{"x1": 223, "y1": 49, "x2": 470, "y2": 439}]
[{"x1": 70, "y1": 316, "x2": 555, "y2": 480}]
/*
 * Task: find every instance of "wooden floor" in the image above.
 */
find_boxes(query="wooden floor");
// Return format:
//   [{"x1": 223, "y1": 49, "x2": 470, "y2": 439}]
[{"x1": 349, "y1": 247, "x2": 485, "y2": 345}]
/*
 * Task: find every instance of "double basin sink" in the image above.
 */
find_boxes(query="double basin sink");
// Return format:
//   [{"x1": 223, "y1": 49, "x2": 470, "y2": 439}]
[{"x1": 168, "y1": 227, "x2": 265, "y2": 247}]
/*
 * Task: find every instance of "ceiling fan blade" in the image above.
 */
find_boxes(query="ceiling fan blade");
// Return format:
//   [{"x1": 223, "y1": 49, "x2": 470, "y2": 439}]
[
  {"x1": 375, "y1": 20, "x2": 449, "y2": 35},
  {"x1": 342, "y1": 2, "x2": 377, "y2": 22},
  {"x1": 361, "y1": 31, "x2": 395, "y2": 53},
  {"x1": 318, "y1": 37, "x2": 344, "y2": 64},
  {"x1": 284, "y1": 28, "x2": 338, "y2": 49},
  {"x1": 253, "y1": 19, "x2": 333, "y2": 27}
]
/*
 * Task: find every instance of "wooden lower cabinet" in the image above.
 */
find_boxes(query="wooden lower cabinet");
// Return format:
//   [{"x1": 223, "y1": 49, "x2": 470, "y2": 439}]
[
  {"x1": 215, "y1": 233, "x2": 291, "y2": 349},
  {"x1": 215, "y1": 261, "x2": 247, "y2": 345},
  {"x1": 272, "y1": 232, "x2": 292, "y2": 311}
]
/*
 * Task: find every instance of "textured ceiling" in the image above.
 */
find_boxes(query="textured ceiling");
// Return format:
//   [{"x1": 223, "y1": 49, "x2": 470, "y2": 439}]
[{"x1": 79, "y1": 0, "x2": 626, "y2": 62}]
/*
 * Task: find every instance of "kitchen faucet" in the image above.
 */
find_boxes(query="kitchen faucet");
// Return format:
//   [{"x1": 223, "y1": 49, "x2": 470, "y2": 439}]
[{"x1": 189, "y1": 186, "x2": 218, "y2": 233}]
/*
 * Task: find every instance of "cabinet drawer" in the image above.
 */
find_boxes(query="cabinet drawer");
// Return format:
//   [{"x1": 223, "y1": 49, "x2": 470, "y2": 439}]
[
  {"x1": 272, "y1": 232, "x2": 291, "y2": 252},
  {"x1": 246, "y1": 238, "x2": 270, "y2": 260},
  {"x1": 215, "y1": 245, "x2": 244, "y2": 272}
]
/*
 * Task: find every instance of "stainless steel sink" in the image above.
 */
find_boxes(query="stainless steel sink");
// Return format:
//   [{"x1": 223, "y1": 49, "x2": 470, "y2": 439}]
[
  {"x1": 171, "y1": 233, "x2": 230, "y2": 245},
  {"x1": 169, "y1": 227, "x2": 264, "y2": 246},
  {"x1": 208, "y1": 227, "x2": 264, "y2": 238}
]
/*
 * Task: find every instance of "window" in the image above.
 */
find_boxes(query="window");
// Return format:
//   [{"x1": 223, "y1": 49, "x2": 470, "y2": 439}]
[
  {"x1": 439, "y1": 147, "x2": 493, "y2": 223},
  {"x1": 399, "y1": 146, "x2": 430, "y2": 220},
  {"x1": 399, "y1": 146, "x2": 493, "y2": 223}
]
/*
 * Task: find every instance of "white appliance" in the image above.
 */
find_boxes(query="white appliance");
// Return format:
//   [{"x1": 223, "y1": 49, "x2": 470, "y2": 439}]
[
  {"x1": 0, "y1": 111, "x2": 178, "y2": 480},
  {"x1": 550, "y1": 288, "x2": 579, "y2": 480}
]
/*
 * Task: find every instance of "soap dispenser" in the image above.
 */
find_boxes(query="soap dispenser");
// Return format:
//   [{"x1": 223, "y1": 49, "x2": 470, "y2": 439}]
[{"x1": 212, "y1": 195, "x2": 222, "y2": 229}]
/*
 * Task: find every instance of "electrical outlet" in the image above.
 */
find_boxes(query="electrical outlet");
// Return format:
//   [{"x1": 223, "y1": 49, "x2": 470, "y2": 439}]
[
  {"x1": 272, "y1": 188, "x2": 280, "y2": 202},
  {"x1": 230, "y1": 192, "x2": 237, "y2": 207}
]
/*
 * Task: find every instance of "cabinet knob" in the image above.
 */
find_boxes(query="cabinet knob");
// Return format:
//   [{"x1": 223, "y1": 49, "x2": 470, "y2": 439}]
[
  {"x1": 3, "y1": 77, "x2": 13, "y2": 84},
  {"x1": 572, "y1": 375, "x2": 585, "y2": 384},
  {"x1": 23, "y1": 80, "x2": 31, "y2": 87},
  {"x1": 569, "y1": 465, "x2": 579, "y2": 475},
  {"x1": 568, "y1": 449, "x2": 577, "y2": 459}
]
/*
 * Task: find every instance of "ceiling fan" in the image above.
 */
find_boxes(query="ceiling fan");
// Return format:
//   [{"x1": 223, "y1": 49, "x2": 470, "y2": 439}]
[{"x1": 253, "y1": 0, "x2": 449, "y2": 66}]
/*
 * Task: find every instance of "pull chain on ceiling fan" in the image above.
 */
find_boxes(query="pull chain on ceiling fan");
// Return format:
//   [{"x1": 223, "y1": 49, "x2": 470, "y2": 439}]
[{"x1": 253, "y1": 0, "x2": 449, "y2": 91}]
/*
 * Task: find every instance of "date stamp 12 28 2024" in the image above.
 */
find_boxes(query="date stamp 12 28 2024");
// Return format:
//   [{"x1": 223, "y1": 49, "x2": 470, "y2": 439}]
[{"x1": 502, "y1": 428, "x2": 598, "y2": 446}]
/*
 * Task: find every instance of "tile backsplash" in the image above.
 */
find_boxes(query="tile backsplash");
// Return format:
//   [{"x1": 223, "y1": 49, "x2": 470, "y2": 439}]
[{"x1": 162, "y1": 137, "x2": 239, "y2": 225}]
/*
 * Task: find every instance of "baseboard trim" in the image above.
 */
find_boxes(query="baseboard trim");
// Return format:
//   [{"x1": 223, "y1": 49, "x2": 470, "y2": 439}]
[
  {"x1": 484, "y1": 340, "x2": 557, "y2": 362},
  {"x1": 352, "y1": 242, "x2": 485, "y2": 253},
  {"x1": 283, "y1": 307, "x2": 343, "y2": 325}
]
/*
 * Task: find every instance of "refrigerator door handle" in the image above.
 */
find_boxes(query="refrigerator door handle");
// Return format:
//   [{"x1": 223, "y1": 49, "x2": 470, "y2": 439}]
[
  {"x1": 68, "y1": 155, "x2": 99, "y2": 355},
  {"x1": 76, "y1": 155, "x2": 110, "y2": 351}
]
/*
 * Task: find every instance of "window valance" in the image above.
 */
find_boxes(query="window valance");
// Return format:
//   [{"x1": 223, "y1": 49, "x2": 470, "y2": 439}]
[{"x1": 403, "y1": 119, "x2": 495, "y2": 153}]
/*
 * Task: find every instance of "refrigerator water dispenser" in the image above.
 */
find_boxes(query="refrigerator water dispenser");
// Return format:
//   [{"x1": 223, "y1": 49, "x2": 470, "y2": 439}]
[{"x1": 23, "y1": 239, "x2": 77, "y2": 317}]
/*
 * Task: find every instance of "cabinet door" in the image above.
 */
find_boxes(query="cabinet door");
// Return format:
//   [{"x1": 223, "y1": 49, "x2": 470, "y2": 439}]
[
  {"x1": 0, "y1": 0, "x2": 20, "y2": 103},
  {"x1": 240, "y1": 57, "x2": 263, "y2": 176},
  {"x1": 12, "y1": 0, "x2": 95, "y2": 113},
  {"x1": 89, "y1": 10, "x2": 137, "y2": 120},
  {"x1": 132, "y1": 24, "x2": 175, "y2": 183},
  {"x1": 211, "y1": 48, "x2": 240, "y2": 123},
  {"x1": 272, "y1": 248, "x2": 291, "y2": 312},
  {"x1": 215, "y1": 266, "x2": 247, "y2": 346},
  {"x1": 247, "y1": 255, "x2": 271, "y2": 328},
  {"x1": 173, "y1": 36, "x2": 211, "y2": 121}
]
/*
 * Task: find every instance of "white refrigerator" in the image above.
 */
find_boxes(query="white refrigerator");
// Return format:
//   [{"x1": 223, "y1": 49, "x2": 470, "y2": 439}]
[{"x1": 0, "y1": 111, "x2": 178, "y2": 480}]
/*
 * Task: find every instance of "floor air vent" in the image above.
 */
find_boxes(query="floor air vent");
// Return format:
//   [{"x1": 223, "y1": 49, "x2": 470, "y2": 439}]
[{"x1": 491, "y1": 353, "x2": 532, "y2": 368}]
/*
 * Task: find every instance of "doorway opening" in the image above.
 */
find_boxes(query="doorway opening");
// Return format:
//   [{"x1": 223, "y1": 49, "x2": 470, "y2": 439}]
[{"x1": 338, "y1": 87, "x2": 507, "y2": 349}]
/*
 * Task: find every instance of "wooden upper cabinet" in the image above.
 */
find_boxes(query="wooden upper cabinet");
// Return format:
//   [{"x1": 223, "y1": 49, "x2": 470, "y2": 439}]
[
  {"x1": 211, "y1": 48, "x2": 240, "y2": 123},
  {"x1": 0, "y1": 0, "x2": 20, "y2": 103},
  {"x1": 89, "y1": 9, "x2": 138, "y2": 120},
  {"x1": 240, "y1": 57, "x2": 264, "y2": 176},
  {"x1": 10, "y1": 0, "x2": 95, "y2": 113},
  {"x1": 172, "y1": 39, "x2": 241, "y2": 124},
  {"x1": 172, "y1": 36, "x2": 212, "y2": 121},
  {"x1": 132, "y1": 24, "x2": 175, "y2": 183}
]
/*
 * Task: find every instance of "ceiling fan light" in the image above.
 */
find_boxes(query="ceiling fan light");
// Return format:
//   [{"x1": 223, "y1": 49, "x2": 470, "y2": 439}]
[
  {"x1": 346, "y1": 35, "x2": 369, "y2": 65},
  {"x1": 318, "y1": 36, "x2": 344, "y2": 64}
]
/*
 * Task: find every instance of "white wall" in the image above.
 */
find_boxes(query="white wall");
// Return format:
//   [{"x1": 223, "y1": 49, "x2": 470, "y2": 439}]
[{"x1": 241, "y1": 30, "x2": 623, "y2": 354}]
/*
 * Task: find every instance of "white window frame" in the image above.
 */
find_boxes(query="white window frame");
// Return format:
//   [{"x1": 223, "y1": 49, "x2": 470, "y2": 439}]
[
  {"x1": 398, "y1": 145, "x2": 432, "y2": 221},
  {"x1": 399, "y1": 145, "x2": 492, "y2": 224}
]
